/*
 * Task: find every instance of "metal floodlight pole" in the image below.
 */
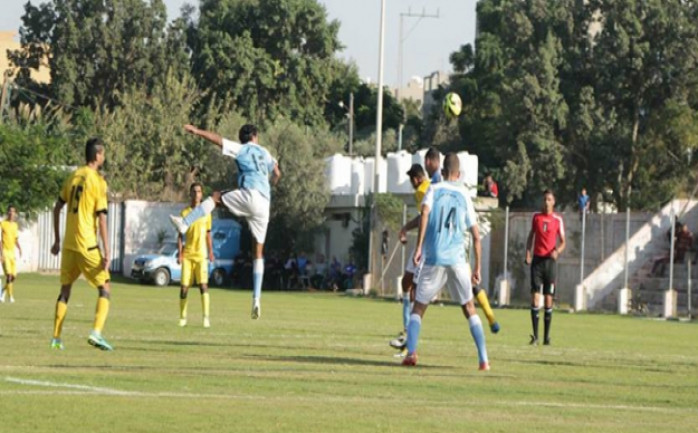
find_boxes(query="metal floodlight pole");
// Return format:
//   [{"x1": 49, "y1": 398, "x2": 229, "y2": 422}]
[
  {"x1": 369, "y1": 0, "x2": 387, "y2": 277},
  {"x1": 503, "y1": 206, "x2": 509, "y2": 280},
  {"x1": 349, "y1": 92, "x2": 354, "y2": 156},
  {"x1": 669, "y1": 207, "x2": 676, "y2": 291},
  {"x1": 580, "y1": 209, "x2": 586, "y2": 284},
  {"x1": 624, "y1": 206, "x2": 630, "y2": 289}
]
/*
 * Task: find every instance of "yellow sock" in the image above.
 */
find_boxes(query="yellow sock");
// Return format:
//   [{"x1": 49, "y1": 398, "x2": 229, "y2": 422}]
[
  {"x1": 53, "y1": 301, "x2": 68, "y2": 339},
  {"x1": 6, "y1": 282, "x2": 13, "y2": 298},
  {"x1": 476, "y1": 289, "x2": 497, "y2": 326},
  {"x1": 93, "y1": 297, "x2": 110, "y2": 334},
  {"x1": 179, "y1": 298, "x2": 188, "y2": 319},
  {"x1": 202, "y1": 292, "x2": 210, "y2": 318}
]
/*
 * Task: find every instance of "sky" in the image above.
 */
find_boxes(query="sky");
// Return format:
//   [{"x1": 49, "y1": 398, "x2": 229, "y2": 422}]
[{"x1": 1, "y1": 0, "x2": 478, "y2": 88}]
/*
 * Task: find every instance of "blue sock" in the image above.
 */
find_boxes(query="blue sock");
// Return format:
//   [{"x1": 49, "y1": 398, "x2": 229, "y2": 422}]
[
  {"x1": 406, "y1": 313, "x2": 422, "y2": 354},
  {"x1": 252, "y1": 259, "x2": 264, "y2": 300},
  {"x1": 468, "y1": 315, "x2": 488, "y2": 364},
  {"x1": 402, "y1": 297, "x2": 411, "y2": 331},
  {"x1": 183, "y1": 197, "x2": 216, "y2": 226}
]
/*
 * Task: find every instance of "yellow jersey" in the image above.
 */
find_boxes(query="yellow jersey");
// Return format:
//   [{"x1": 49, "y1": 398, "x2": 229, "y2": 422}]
[
  {"x1": 60, "y1": 166, "x2": 108, "y2": 254},
  {"x1": 0, "y1": 220, "x2": 18, "y2": 256},
  {"x1": 181, "y1": 207, "x2": 212, "y2": 260},
  {"x1": 415, "y1": 179, "x2": 431, "y2": 209}
]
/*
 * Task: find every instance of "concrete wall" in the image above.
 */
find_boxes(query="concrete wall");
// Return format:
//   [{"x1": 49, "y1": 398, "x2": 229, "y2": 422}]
[{"x1": 488, "y1": 211, "x2": 655, "y2": 306}]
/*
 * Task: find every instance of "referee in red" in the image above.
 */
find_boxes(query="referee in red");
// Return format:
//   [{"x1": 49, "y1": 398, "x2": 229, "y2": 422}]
[{"x1": 525, "y1": 189, "x2": 566, "y2": 345}]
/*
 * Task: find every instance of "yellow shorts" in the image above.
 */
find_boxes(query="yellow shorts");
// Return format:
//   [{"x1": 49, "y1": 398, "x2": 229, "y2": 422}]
[
  {"x1": 181, "y1": 257, "x2": 208, "y2": 287},
  {"x1": 60, "y1": 248, "x2": 110, "y2": 288},
  {"x1": 2, "y1": 254, "x2": 16, "y2": 276}
]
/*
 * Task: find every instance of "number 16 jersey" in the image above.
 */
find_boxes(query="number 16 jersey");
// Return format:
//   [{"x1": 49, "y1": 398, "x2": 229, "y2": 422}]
[
  {"x1": 59, "y1": 166, "x2": 108, "y2": 254},
  {"x1": 421, "y1": 181, "x2": 477, "y2": 266}
]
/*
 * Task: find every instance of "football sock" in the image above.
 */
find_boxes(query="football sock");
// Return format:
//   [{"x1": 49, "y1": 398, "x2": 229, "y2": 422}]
[
  {"x1": 406, "y1": 313, "x2": 422, "y2": 354},
  {"x1": 544, "y1": 308, "x2": 553, "y2": 341},
  {"x1": 531, "y1": 306, "x2": 540, "y2": 339},
  {"x1": 402, "y1": 296, "x2": 411, "y2": 331},
  {"x1": 53, "y1": 301, "x2": 68, "y2": 339},
  {"x1": 468, "y1": 314, "x2": 488, "y2": 364},
  {"x1": 182, "y1": 197, "x2": 216, "y2": 226},
  {"x1": 93, "y1": 296, "x2": 110, "y2": 334},
  {"x1": 474, "y1": 287, "x2": 496, "y2": 326},
  {"x1": 6, "y1": 282, "x2": 13, "y2": 299},
  {"x1": 202, "y1": 292, "x2": 210, "y2": 318},
  {"x1": 252, "y1": 259, "x2": 264, "y2": 300},
  {"x1": 179, "y1": 298, "x2": 188, "y2": 319}
]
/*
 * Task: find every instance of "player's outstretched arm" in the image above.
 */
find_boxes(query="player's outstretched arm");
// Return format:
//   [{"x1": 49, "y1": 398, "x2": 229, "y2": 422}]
[
  {"x1": 413, "y1": 205, "x2": 430, "y2": 265},
  {"x1": 51, "y1": 199, "x2": 65, "y2": 255},
  {"x1": 184, "y1": 124, "x2": 223, "y2": 148}
]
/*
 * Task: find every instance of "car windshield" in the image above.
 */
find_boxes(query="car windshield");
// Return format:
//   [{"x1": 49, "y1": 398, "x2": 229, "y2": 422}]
[{"x1": 158, "y1": 243, "x2": 178, "y2": 256}]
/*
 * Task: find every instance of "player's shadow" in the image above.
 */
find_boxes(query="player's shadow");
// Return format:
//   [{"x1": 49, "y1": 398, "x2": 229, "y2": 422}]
[{"x1": 245, "y1": 354, "x2": 450, "y2": 369}]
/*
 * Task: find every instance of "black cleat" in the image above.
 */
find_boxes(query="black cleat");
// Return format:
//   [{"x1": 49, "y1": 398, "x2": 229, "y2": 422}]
[
  {"x1": 543, "y1": 337, "x2": 551, "y2": 346},
  {"x1": 529, "y1": 334, "x2": 539, "y2": 345}
]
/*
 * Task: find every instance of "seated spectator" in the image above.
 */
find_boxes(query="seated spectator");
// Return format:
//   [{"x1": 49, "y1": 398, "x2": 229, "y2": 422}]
[
  {"x1": 297, "y1": 252, "x2": 309, "y2": 276},
  {"x1": 652, "y1": 223, "x2": 693, "y2": 276},
  {"x1": 482, "y1": 173, "x2": 499, "y2": 198},
  {"x1": 311, "y1": 254, "x2": 328, "y2": 290}
]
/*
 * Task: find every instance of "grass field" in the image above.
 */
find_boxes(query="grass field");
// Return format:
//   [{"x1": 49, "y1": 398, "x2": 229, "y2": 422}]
[{"x1": 1, "y1": 273, "x2": 697, "y2": 432}]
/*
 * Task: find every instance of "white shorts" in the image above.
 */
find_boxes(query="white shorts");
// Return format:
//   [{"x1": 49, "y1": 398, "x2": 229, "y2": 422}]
[
  {"x1": 404, "y1": 247, "x2": 423, "y2": 279},
  {"x1": 415, "y1": 263, "x2": 473, "y2": 305},
  {"x1": 221, "y1": 189, "x2": 270, "y2": 244}
]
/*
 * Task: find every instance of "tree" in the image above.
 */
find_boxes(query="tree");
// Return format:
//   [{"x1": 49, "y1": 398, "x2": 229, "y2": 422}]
[
  {"x1": 10, "y1": 0, "x2": 189, "y2": 109},
  {"x1": 0, "y1": 109, "x2": 74, "y2": 219},
  {"x1": 189, "y1": 0, "x2": 344, "y2": 126}
]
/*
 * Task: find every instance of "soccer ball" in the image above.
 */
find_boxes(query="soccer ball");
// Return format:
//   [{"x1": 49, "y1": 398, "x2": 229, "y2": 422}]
[{"x1": 443, "y1": 92, "x2": 462, "y2": 118}]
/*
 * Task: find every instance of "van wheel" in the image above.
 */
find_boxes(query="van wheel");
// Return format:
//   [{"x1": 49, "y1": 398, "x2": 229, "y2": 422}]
[
  {"x1": 211, "y1": 268, "x2": 226, "y2": 287},
  {"x1": 153, "y1": 268, "x2": 171, "y2": 287}
]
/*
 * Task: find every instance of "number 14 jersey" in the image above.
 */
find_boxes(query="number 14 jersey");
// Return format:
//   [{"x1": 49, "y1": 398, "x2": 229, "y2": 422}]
[
  {"x1": 421, "y1": 181, "x2": 477, "y2": 266},
  {"x1": 59, "y1": 166, "x2": 108, "y2": 254}
]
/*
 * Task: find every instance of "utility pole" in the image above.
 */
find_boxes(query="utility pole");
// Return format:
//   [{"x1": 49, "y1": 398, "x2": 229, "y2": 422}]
[
  {"x1": 348, "y1": 92, "x2": 354, "y2": 156},
  {"x1": 396, "y1": 7, "x2": 439, "y2": 101},
  {"x1": 0, "y1": 71, "x2": 11, "y2": 123}
]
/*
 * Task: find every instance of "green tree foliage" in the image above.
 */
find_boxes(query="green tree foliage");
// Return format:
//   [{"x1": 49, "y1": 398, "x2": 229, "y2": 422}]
[
  {"x1": 446, "y1": 0, "x2": 698, "y2": 210},
  {"x1": 0, "y1": 111, "x2": 74, "y2": 219},
  {"x1": 189, "y1": 0, "x2": 344, "y2": 126},
  {"x1": 10, "y1": 0, "x2": 188, "y2": 109},
  {"x1": 260, "y1": 119, "x2": 343, "y2": 252}
]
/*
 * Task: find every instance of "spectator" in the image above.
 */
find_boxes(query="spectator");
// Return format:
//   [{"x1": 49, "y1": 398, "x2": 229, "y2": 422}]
[
  {"x1": 652, "y1": 223, "x2": 693, "y2": 276},
  {"x1": 578, "y1": 188, "x2": 590, "y2": 217},
  {"x1": 297, "y1": 251, "x2": 309, "y2": 277},
  {"x1": 482, "y1": 173, "x2": 499, "y2": 198}
]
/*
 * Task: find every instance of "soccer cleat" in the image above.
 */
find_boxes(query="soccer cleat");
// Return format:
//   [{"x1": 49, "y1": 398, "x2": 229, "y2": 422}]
[
  {"x1": 251, "y1": 299, "x2": 261, "y2": 320},
  {"x1": 389, "y1": 332, "x2": 406, "y2": 349},
  {"x1": 543, "y1": 337, "x2": 551, "y2": 346},
  {"x1": 402, "y1": 352, "x2": 418, "y2": 366},
  {"x1": 178, "y1": 318, "x2": 187, "y2": 327},
  {"x1": 9, "y1": 297, "x2": 15, "y2": 304},
  {"x1": 202, "y1": 317, "x2": 211, "y2": 328},
  {"x1": 529, "y1": 334, "x2": 539, "y2": 346},
  {"x1": 490, "y1": 322, "x2": 500, "y2": 334},
  {"x1": 479, "y1": 361, "x2": 491, "y2": 371},
  {"x1": 88, "y1": 332, "x2": 114, "y2": 351},
  {"x1": 50, "y1": 338, "x2": 64, "y2": 350},
  {"x1": 393, "y1": 347, "x2": 408, "y2": 358},
  {"x1": 0, "y1": 290, "x2": 5, "y2": 303},
  {"x1": 169, "y1": 215, "x2": 188, "y2": 235}
]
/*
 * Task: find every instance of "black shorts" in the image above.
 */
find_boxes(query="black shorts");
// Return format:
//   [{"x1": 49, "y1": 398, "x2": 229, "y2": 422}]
[{"x1": 530, "y1": 255, "x2": 556, "y2": 295}]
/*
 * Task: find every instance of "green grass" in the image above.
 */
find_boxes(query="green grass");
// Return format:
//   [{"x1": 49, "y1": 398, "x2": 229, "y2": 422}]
[{"x1": 1, "y1": 273, "x2": 697, "y2": 432}]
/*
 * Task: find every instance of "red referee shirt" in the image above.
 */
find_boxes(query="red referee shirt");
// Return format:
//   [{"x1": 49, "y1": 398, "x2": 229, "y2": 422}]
[{"x1": 531, "y1": 212, "x2": 565, "y2": 257}]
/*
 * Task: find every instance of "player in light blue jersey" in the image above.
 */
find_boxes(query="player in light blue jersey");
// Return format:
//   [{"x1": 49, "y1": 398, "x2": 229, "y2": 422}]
[
  {"x1": 402, "y1": 153, "x2": 489, "y2": 370},
  {"x1": 170, "y1": 124, "x2": 281, "y2": 320}
]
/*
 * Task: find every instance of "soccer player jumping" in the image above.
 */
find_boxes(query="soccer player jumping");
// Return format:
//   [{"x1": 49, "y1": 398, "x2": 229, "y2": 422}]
[
  {"x1": 403, "y1": 153, "x2": 489, "y2": 370},
  {"x1": 170, "y1": 124, "x2": 280, "y2": 320},
  {"x1": 525, "y1": 189, "x2": 566, "y2": 345}
]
